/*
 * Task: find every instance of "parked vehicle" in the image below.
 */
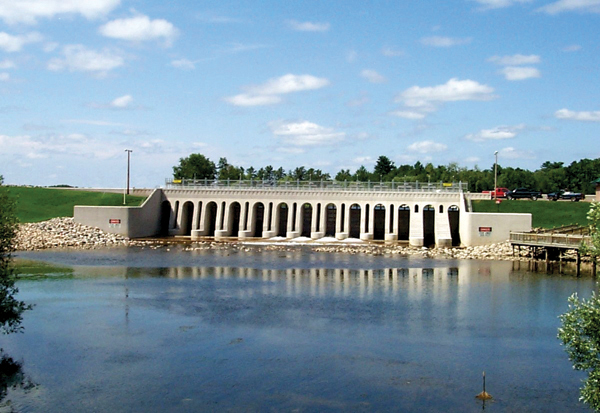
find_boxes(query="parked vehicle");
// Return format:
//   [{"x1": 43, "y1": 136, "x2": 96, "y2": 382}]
[
  {"x1": 506, "y1": 188, "x2": 542, "y2": 200},
  {"x1": 482, "y1": 187, "x2": 509, "y2": 199},
  {"x1": 547, "y1": 190, "x2": 585, "y2": 202}
]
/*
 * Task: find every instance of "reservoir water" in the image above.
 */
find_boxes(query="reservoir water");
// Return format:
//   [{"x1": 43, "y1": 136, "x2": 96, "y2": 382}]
[{"x1": 2, "y1": 245, "x2": 596, "y2": 412}]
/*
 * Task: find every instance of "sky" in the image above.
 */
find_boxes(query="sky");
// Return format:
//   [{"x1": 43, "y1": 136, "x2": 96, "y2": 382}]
[{"x1": 1, "y1": 0, "x2": 599, "y2": 188}]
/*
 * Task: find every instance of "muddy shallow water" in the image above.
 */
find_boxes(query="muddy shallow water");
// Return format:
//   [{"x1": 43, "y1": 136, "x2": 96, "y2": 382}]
[{"x1": 2, "y1": 245, "x2": 596, "y2": 412}]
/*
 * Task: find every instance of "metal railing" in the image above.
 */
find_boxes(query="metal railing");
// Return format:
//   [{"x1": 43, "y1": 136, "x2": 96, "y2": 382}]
[
  {"x1": 510, "y1": 231, "x2": 591, "y2": 249},
  {"x1": 164, "y1": 178, "x2": 468, "y2": 193}
]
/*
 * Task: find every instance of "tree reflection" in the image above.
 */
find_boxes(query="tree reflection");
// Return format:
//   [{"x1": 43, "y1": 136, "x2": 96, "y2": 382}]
[{"x1": 0, "y1": 350, "x2": 35, "y2": 402}]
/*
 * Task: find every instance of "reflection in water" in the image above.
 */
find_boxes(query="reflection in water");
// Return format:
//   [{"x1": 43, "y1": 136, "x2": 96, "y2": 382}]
[
  {"x1": 6, "y1": 251, "x2": 597, "y2": 412},
  {"x1": 0, "y1": 350, "x2": 34, "y2": 402},
  {"x1": 126, "y1": 265, "x2": 461, "y2": 300}
]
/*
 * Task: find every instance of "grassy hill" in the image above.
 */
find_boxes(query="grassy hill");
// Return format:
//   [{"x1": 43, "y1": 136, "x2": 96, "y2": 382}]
[
  {"x1": 7, "y1": 186, "x2": 146, "y2": 223},
  {"x1": 472, "y1": 199, "x2": 591, "y2": 229}
]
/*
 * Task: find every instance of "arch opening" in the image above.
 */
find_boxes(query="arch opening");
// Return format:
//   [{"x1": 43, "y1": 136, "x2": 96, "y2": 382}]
[
  {"x1": 423, "y1": 204, "x2": 435, "y2": 248},
  {"x1": 181, "y1": 201, "x2": 194, "y2": 236},
  {"x1": 277, "y1": 203, "x2": 288, "y2": 237},
  {"x1": 448, "y1": 205, "x2": 460, "y2": 247},
  {"x1": 325, "y1": 204, "x2": 336, "y2": 236},
  {"x1": 349, "y1": 204, "x2": 361, "y2": 239},
  {"x1": 373, "y1": 204, "x2": 386, "y2": 240},
  {"x1": 301, "y1": 204, "x2": 312, "y2": 237},
  {"x1": 253, "y1": 203, "x2": 265, "y2": 237},
  {"x1": 397, "y1": 205, "x2": 410, "y2": 241}
]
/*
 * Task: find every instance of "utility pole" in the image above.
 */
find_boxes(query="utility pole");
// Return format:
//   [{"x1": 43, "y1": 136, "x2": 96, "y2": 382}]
[
  {"x1": 124, "y1": 149, "x2": 132, "y2": 204},
  {"x1": 494, "y1": 151, "x2": 498, "y2": 201}
]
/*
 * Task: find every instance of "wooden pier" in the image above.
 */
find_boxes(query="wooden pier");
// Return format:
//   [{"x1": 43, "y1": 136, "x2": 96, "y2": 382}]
[{"x1": 509, "y1": 225, "x2": 594, "y2": 276}]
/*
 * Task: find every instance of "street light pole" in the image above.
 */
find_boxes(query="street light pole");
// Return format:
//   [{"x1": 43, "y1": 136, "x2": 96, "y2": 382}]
[
  {"x1": 124, "y1": 149, "x2": 132, "y2": 205},
  {"x1": 494, "y1": 151, "x2": 498, "y2": 201}
]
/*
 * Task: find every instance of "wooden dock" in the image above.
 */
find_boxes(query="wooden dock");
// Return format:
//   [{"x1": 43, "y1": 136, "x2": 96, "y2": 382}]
[{"x1": 509, "y1": 225, "x2": 594, "y2": 276}]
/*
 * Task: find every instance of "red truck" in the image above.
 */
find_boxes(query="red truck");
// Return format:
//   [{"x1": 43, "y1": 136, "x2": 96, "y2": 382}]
[{"x1": 482, "y1": 187, "x2": 508, "y2": 199}]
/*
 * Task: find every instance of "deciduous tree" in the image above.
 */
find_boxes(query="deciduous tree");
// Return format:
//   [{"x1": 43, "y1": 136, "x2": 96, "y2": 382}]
[{"x1": 0, "y1": 176, "x2": 30, "y2": 334}]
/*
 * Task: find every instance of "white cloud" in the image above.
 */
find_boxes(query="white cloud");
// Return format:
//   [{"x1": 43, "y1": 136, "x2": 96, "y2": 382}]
[
  {"x1": 382, "y1": 46, "x2": 404, "y2": 57},
  {"x1": 501, "y1": 66, "x2": 541, "y2": 80},
  {"x1": 499, "y1": 146, "x2": 535, "y2": 159},
  {"x1": 110, "y1": 94, "x2": 133, "y2": 108},
  {"x1": 0, "y1": 72, "x2": 9, "y2": 81},
  {"x1": 225, "y1": 74, "x2": 329, "y2": 107},
  {"x1": 346, "y1": 50, "x2": 358, "y2": 63},
  {"x1": 270, "y1": 120, "x2": 345, "y2": 146},
  {"x1": 473, "y1": 0, "x2": 533, "y2": 9},
  {"x1": 361, "y1": 69, "x2": 386, "y2": 83},
  {"x1": 99, "y1": 15, "x2": 178, "y2": 46},
  {"x1": 397, "y1": 78, "x2": 495, "y2": 110},
  {"x1": 225, "y1": 94, "x2": 281, "y2": 107},
  {"x1": 555, "y1": 108, "x2": 600, "y2": 122},
  {"x1": 390, "y1": 110, "x2": 426, "y2": 120},
  {"x1": 562, "y1": 44, "x2": 581, "y2": 52},
  {"x1": 420, "y1": 36, "x2": 472, "y2": 47},
  {"x1": 407, "y1": 140, "x2": 447, "y2": 153},
  {"x1": 0, "y1": 0, "x2": 121, "y2": 24},
  {"x1": 0, "y1": 59, "x2": 15, "y2": 69},
  {"x1": 47, "y1": 45, "x2": 124, "y2": 75},
  {"x1": 0, "y1": 31, "x2": 42, "y2": 52},
  {"x1": 170, "y1": 58, "x2": 195, "y2": 70},
  {"x1": 538, "y1": 0, "x2": 600, "y2": 14},
  {"x1": 287, "y1": 20, "x2": 330, "y2": 32},
  {"x1": 466, "y1": 124, "x2": 525, "y2": 141},
  {"x1": 488, "y1": 54, "x2": 541, "y2": 65}
]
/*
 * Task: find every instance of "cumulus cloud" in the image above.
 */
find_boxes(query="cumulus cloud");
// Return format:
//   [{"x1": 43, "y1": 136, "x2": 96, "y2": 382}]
[
  {"x1": 0, "y1": 0, "x2": 121, "y2": 24},
  {"x1": 395, "y1": 78, "x2": 495, "y2": 117},
  {"x1": 488, "y1": 54, "x2": 541, "y2": 65},
  {"x1": 99, "y1": 15, "x2": 178, "y2": 46},
  {"x1": 0, "y1": 31, "x2": 42, "y2": 52},
  {"x1": 407, "y1": 140, "x2": 447, "y2": 153},
  {"x1": 420, "y1": 36, "x2": 472, "y2": 47},
  {"x1": 382, "y1": 46, "x2": 404, "y2": 57},
  {"x1": 47, "y1": 45, "x2": 124, "y2": 75},
  {"x1": 473, "y1": 0, "x2": 533, "y2": 9},
  {"x1": 0, "y1": 59, "x2": 15, "y2": 69},
  {"x1": 110, "y1": 94, "x2": 133, "y2": 108},
  {"x1": 270, "y1": 120, "x2": 345, "y2": 146},
  {"x1": 287, "y1": 20, "x2": 330, "y2": 32},
  {"x1": 538, "y1": 0, "x2": 600, "y2": 14},
  {"x1": 361, "y1": 69, "x2": 386, "y2": 83},
  {"x1": 170, "y1": 58, "x2": 195, "y2": 70},
  {"x1": 501, "y1": 66, "x2": 541, "y2": 80},
  {"x1": 390, "y1": 110, "x2": 426, "y2": 120},
  {"x1": 499, "y1": 146, "x2": 535, "y2": 159},
  {"x1": 466, "y1": 124, "x2": 525, "y2": 141},
  {"x1": 562, "y1": 44, "x2": 581, "y2": 52},
  {"x1": 555, "y1": 108, "x2": 600, "y2": 122},
  {"x1": 225, "y1": 74, "x2": 329, "y2": 107}
]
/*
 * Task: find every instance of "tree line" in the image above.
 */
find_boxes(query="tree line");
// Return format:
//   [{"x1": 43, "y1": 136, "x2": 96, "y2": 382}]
[{"x1": 173, "y1": 154, "x2": 600, "y2": 194}]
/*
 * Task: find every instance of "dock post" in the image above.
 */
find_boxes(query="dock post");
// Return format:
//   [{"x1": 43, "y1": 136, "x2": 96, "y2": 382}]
[{"x1": 576, "y1": 252, "x2": 581, "y2": 277}]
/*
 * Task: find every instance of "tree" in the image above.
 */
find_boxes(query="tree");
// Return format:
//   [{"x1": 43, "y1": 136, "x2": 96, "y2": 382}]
[
  {"x1": 0, "y1": 176, "x2": 30, "y2": 334},
  {"x1": 374, "y1": 156, "x2": 395, "y2": 179},
  {"x1": 558, "y1": 292, "x2": 600, "y2": 410},
  {"x1": 173, "y1": 153, "x2": 216, "y2": 180}
]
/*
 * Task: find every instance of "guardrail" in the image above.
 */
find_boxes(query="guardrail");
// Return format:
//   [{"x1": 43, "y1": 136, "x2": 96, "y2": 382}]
[
  {"x1": 164, "y1": 179, "x2": 468, "y2": 193},
  {"x1": 510, "y1": 231, "x2": 591, "y2": 249}
]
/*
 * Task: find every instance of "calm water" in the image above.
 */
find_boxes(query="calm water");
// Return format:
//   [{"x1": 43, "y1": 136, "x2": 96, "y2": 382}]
[{"x1": 2, "y1": 245, "x2": 597, "y2": 412}]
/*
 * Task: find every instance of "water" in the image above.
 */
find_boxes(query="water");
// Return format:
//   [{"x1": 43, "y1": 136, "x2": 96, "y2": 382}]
[{"x1": 2, "y1": 245, "x2": 596, "y2": 412}]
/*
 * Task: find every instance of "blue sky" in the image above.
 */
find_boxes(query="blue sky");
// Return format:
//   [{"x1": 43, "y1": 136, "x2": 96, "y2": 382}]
[{"x1": 1, "y1": 0, "x2": 599, "y2": 188}]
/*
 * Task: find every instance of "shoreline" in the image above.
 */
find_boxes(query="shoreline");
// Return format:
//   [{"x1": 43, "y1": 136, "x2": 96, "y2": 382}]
[{"x1": 13, "y1": 217, "x2": 567, "y2": 262}]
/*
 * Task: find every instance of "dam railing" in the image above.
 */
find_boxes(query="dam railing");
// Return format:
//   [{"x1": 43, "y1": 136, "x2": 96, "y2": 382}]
[{"x1": 165, "y1": 179, "x2": 468, "y2": 193}]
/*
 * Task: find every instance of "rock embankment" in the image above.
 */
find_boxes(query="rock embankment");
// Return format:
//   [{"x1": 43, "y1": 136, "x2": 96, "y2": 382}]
[
  {"x1": 15, "y1": 217, "x2": 527, "y2": 261},
  {"x1": 15, "y1": 217, "x2": 129, "y2": 251}
]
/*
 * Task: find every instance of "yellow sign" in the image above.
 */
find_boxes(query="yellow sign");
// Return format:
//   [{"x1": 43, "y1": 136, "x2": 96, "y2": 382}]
[
  {"x1": 173, "y1": 179, "x2": 182, "y2": 184},
  {"x1": 443, "y1": 183, "x2": 452, "y2": 187}
]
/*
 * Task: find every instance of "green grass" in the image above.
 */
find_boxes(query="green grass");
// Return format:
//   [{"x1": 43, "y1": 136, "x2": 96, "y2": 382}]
[
  {"x1": 472, "y1": 199, "x2": 591, "y2": 229},
  {"x1": 7, "y1": 186, "x2": 146, "y2": 223}
]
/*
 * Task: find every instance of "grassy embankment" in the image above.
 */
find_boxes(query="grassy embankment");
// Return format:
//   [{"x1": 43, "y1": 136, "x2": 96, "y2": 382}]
[
  {"x1": 472, "y1": 199, "x2": 591, "y2": 229},
  {"x1": 8, "y1": 186, "x2": 146, "y2": 223}
]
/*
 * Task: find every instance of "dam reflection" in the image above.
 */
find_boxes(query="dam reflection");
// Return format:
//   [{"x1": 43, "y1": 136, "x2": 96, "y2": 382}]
[{"x1": 125, "y1": 265, "x2": 468, "y2": 300}]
